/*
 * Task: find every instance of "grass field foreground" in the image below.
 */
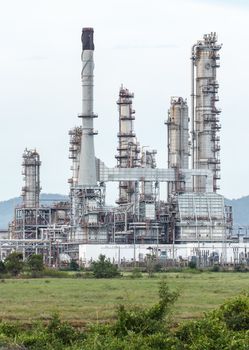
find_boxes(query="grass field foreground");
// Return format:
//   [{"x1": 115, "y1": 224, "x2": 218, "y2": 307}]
[{"x1": 0, "y1": 272, "x2": 248, "y2": 325}]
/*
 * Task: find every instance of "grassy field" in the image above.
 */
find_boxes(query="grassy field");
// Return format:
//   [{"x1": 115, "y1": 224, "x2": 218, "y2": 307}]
[{"x1": 0, "y1": 272, "x2": 248, "y2": 326}]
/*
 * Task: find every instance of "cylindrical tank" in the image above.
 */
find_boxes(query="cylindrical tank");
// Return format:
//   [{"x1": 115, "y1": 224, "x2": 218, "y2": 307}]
[
  {"x1": 166, "y1": 97, "x2": 189, "y2": 198},
  {"x1": 68, "y1": 126, "x2": 82, "y2": 186},
  {"x1": 141, "y1": 149, "x2": 157, "y2": 200},
  {"x1": 21, "y1": 149, "x2": 41, "y2": 208},
  {"x1": 116, "y1": 86, "x2": 140, "y2": 205},
  {"x1": 167, "y1": 97, "x2": 189, "y2": 170},
  {"x1": 192, "y1": 32, "x2": 221, "y2": 192}
]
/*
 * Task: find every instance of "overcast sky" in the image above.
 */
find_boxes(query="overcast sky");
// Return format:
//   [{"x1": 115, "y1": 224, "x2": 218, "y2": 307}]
[{"x1": 0, "y1": 0, "x2": 248, "y2": 202}]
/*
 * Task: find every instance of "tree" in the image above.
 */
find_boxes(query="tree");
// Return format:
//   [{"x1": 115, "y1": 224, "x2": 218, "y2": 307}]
[
  {"x1": 27, "y1": 254, "x2": 44, "y2": 276},
  {"x1": 69, "y1": 259, "x2": 79, "y2": 271},
  {"x1": 5, "y1": 252, "x2": 24, "y2": 276},
  {"x1": 91, "y1": 254, "x2": 120, "y2": 278},
  {"x1": 0, "y1": 260, "x2": 6, "y2": 273}
]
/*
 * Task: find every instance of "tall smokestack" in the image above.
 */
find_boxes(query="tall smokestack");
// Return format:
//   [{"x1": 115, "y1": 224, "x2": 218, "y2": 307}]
[{"x1": 78, "y1": 27, "x2": 97, "y2": 186}]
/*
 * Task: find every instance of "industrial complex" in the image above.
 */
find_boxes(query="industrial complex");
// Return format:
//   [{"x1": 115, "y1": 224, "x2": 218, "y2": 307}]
[{"x1": 1, "y1": 28, "x2": 248, "y2": 266}]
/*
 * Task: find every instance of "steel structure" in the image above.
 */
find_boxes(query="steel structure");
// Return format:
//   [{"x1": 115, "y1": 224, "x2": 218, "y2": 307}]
[
  {"x1": 116, "y1": 86, "x2": 140, "y2": 205},
  {"x1": 191, "y1": 32, "x2": 221, "y2": 192},
  {"x1": 7, "y1": 30, "x2": 233, "y2": 265},
  {"x1": 21, "y1": 149, "x2": 41, "y2": 208},
  {"x1": 13, "y1": 150, "x2": 72, "y2": 259},
  {"x1": 139, "y1": 149, "x2": 157, "y2": 220},
  {"x1": 69, "y1": 28, "x2": 106, "y2": 243},
  {"x1": 166, "y1": 97, "x2": 189, "y2": 199}
]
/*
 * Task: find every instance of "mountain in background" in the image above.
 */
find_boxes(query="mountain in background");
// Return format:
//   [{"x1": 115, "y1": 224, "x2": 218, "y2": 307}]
[
  {"x1": 225, "y1": 196, "x2": 249, "y2": 226},
  {"x1": 0, "y1": 193, "x2": 68, "y2": 229},
  {"x1": 0, "y1": 194, "x2": 248, "y2": 229}
]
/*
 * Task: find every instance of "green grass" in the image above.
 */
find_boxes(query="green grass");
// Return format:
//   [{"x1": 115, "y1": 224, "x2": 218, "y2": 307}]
[{"x1": 0, "y1": 272, "x2": 248, "y2": 325}]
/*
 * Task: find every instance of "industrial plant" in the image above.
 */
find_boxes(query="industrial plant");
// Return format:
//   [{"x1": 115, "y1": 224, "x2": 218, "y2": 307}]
[{"x1": 1, "y1": 28, "x2": 248, "y2": 266}]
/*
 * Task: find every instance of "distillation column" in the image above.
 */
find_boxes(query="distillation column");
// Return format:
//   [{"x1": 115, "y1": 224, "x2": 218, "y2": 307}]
[
  {"x1": 166, "y1": 97, "x2": 189, "y2": 198},
  {"x1": 68, "y1": 126, "x2": 82, "y2": 228},
  {"x1": 140, "y1": 149, "x2": 157, "y2": 220},
  {"x1": 192, "y1": 32, "x2": 221, "y2": 192},
  {"x1": 69, "y1": 127, "x2": 83, "y2": 187},
  {"x1": 21, "y1": 149, "x2": 41, "y2": 208},
  {"x1": 116, "y1": 86, "x2": 140, "y2": 205}
]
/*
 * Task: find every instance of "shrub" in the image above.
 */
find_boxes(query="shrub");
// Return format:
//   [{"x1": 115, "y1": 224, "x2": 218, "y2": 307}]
[
  {"x1": 26, "y1": 254, "x2": 44, "y2": 277},
  {"x1": 42, "y1": 268, "x2": 69, "y2": 278},
  {"x1": 5, "y1": 252, "x2": 24, "y2": 276},
  {"x1": 46, "y1": 314, "x2": 84, "y2": 345},
  {"x1": 188, "y1": 260, "x2": 197, "y2": 269},
  {"x1": 91, "y1": 255, "x2": 120, "y2": 278},
  {"x1": 211, "y1": 264, "x2": 220, "y2": 272},
  {"x1": 113, "y1": 280, "x2": 179, "y2": 336},
  {"x1": 69, "y1": 260, "x2": 79, "y2": 271},
  {"x1": 131, "y1": 268, "x2": 143, "y2": 279},
  {"x1": 0, "y1": 261, "x2": 6, "y2": 273},
  {"x1": 213, "y1": 293, "x2": 249, "y2": 331}
]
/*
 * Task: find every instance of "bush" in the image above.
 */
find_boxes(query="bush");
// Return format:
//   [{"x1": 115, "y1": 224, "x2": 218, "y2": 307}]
[
  {"x1": 188, "y1": 260, "x2": 197, "y2": 269},
  {"x1": 213, "y1": 293, "x2": 249, "y2": 331},
  {"x1": 46, "y1": 314, "x2": 84, "y2": 345},
  {"x1": 5, "y1": 252, "x2": 24, "y2": 276},
  {"x1": 0, "y1": 286, "x2": 248, "y2": 349},
  {"x1": 211, "y1": 264, "x2": 220, "y2": 272},
  {"x1": 113, "y1": 280, "x2": 179, "y2": 336},
  {"x1": 27, "y1": 254, "x2": 44, "y2": 277},
  {"x1": 131, "y1": 268, "x2": 143, "y2": 279},
  {"x1": 233, "y1": 264, "x2": 248, "y2": 272},
  {"x1": 0, "y1": 261, "x2": 6, "y2": 273},
  {"x1": 91, "y1": 255, "x2": 120, "y2": 278},
  {"x1": 42, "y1": 269, "x2": 70, "y2": 278},
  {"x1": 176, "y1": 293, "x2": 249, "y2": 349},
  {"x1": 69, "y1": 260, "x2": 79, "y2": 271}
]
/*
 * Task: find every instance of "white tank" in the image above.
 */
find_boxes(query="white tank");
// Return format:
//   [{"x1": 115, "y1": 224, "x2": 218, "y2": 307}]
[
  {"x1": 21, "y1": 149, "x2": 41, "y2": 208},
  {"x1": 167, "y1": 97, "x2": 189, "y2": 170},
  {"x1": 192, "y1": 32, "x2": 221, "y2": 192}
]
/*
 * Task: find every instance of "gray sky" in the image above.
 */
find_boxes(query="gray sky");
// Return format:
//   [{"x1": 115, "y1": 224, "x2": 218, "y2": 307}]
[{"x1": 0, "y1": 0, "x2": 248, "y2": 202}]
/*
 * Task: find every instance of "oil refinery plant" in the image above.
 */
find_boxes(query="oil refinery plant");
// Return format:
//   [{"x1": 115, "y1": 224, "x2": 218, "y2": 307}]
[{"x1": 3, "y1": 27, "x2": 246, "y2": 266}]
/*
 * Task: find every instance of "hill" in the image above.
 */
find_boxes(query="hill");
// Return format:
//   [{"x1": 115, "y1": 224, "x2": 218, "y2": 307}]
[
  {"x1": 0, "y1": 194, "x2": 68, "y2": 229},
  {"x1": 225, "y1": 196, "x2": 249, "y2": 226}
]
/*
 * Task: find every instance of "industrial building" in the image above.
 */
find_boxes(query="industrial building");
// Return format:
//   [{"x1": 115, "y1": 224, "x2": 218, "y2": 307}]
[{"x1": 2, "y1": 28, "x2": 242, "y2": 265}]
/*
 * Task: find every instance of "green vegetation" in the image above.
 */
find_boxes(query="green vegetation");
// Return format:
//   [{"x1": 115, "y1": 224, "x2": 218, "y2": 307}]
[
  {"x1": 4, "y1": 252, "x2": 24, "y2": 276},
  {"x1": 0, "y1": 272, "x2": 247, "y2": 326},
  {"x1": 0, "y1": 281, "x2": 248, "y2": 349},
  {"x1": 27, "y1": 254, "x2": 44, "y2": 277},
  {"x1": 91, "y1": 254, "x2": 121, "y2": 278}
]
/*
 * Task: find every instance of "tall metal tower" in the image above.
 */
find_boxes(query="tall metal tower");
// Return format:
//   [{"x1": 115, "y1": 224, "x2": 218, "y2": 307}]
[
  {"x1": 78, "y1": 28, "x2": 97, "y2": 187},
  {"x1": 70, "y1": 28, "x2": 106, "y2": 242},
  {"x1": 21, "y1": 149, "x2": 41, "y2": 208},
  {"x1": 116, "y1": 86, "x2": 140, "y2": 205},
  {"x1": 68, "y1": 126, "x2": 82, "y2": 229},
  {"x1": 166, "y1": 97, "x2": 189, "y2": 198},
  {"x1": 191, "y1": 32, "x2": 221, "y2": 192}
]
